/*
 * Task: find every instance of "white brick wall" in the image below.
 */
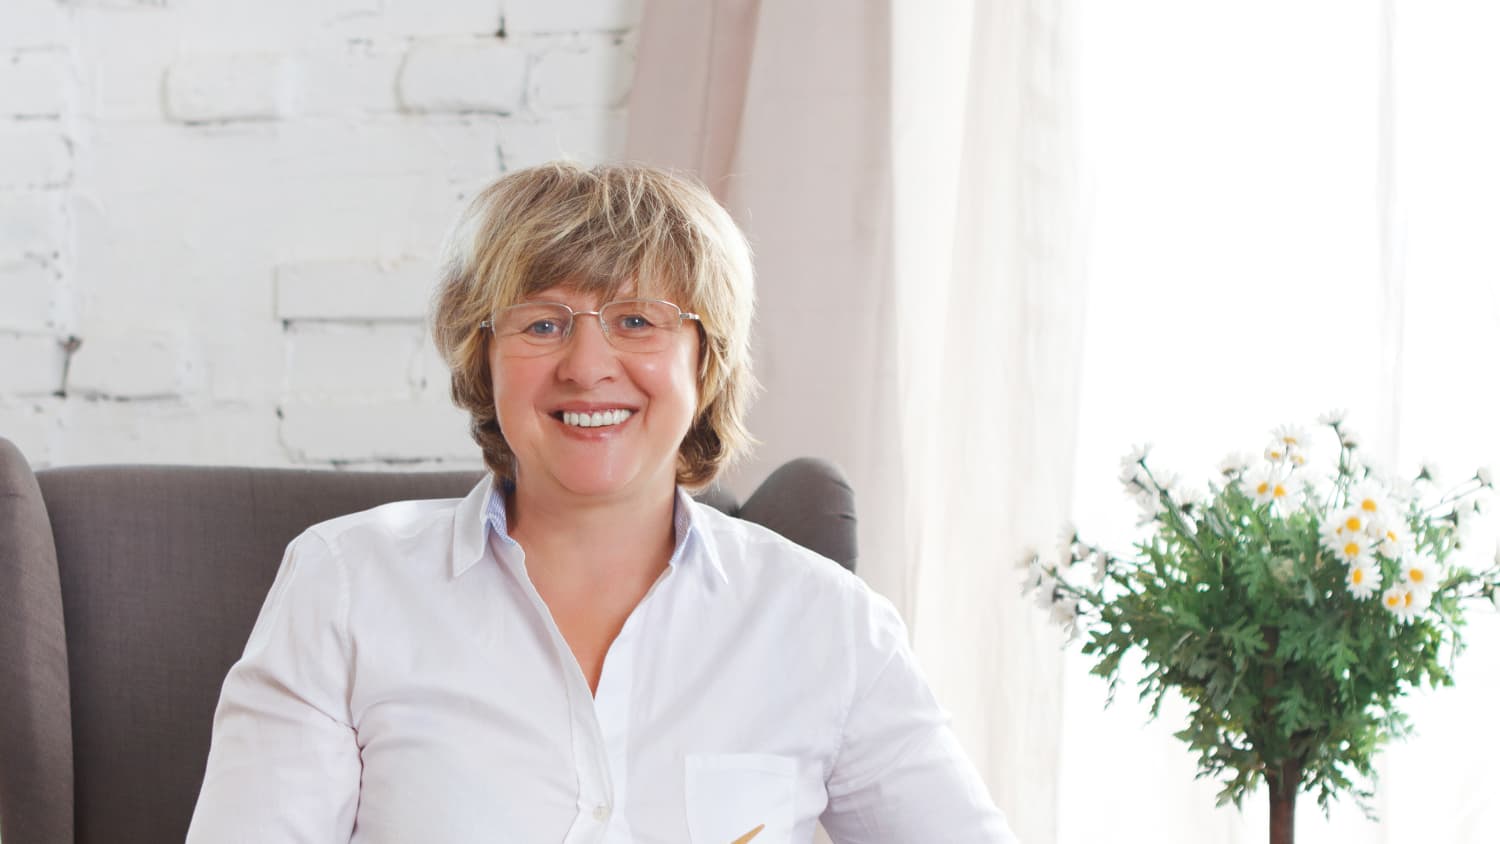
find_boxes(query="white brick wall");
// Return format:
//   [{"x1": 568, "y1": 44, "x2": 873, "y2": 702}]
[{"x1": 0, "y1": 0, "x2": 644, "y2": 470}]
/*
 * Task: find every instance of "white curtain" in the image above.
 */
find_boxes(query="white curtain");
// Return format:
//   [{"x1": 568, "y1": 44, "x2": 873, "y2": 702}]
[
  {"x1": 628, "y1": 1, "x2": 1081, "y2": 841},
  {"x1": 631, "y1": 0, "x2": 1499, "y2": 841}
]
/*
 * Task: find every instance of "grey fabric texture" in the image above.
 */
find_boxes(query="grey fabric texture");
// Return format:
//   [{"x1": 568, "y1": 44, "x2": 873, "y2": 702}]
[
  {"x1": 0, "y1": 444, "x2": 856, "y2": 844},
  {"x1": 0, "y1": 438, "x2": 75, "y2": 844}
]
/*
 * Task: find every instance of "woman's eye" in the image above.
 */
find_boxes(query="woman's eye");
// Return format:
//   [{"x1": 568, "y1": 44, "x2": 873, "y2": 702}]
[
  {"x1": 524, "y1": 319, "x2": 563, "y2": 336},
  {"x1": 616, "y1": 314, "x2": 652, "y2": 331}
]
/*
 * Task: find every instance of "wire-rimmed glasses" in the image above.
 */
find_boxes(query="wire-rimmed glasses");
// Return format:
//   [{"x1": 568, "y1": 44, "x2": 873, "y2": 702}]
[{"x1": 480, "y1": 298, "x2": 701, "y2": 357}]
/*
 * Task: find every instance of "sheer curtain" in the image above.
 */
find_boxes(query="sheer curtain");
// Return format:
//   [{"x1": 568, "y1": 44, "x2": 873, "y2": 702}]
[
  {"x1": 629, "y1": 0, "x2": 1497, "y2": 840},
  {"x1": 628, "y1": 1, "x2": 1082, "y2": 840}
]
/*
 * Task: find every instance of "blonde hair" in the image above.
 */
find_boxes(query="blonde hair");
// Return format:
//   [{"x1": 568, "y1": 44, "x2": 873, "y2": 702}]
[{"x1": 430, "y1": 161, "x2": 757, "y2": 488}]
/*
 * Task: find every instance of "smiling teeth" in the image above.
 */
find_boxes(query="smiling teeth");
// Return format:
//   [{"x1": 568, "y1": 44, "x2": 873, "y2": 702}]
[{"x1": 562, "y1": 409, "x2": 632, "y2": 428}]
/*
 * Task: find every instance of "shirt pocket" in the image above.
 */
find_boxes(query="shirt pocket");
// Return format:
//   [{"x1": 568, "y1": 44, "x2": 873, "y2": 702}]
[{"x1": 684, "y1": 752, "x2": 798, "y2": 844}]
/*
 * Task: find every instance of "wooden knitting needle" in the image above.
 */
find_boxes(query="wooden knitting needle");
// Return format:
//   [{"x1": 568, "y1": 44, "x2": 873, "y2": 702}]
[{"x1": 730, "y1": 824, "x2": 766, "y2": 844}]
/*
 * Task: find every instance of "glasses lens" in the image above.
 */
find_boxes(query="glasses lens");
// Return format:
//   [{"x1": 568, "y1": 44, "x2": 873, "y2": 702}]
[
  {"x1": 600, "y1": 300, "x2": 680, "y2": 351},
  {"x1": 496, "y1": 303, "x2": 572, "y2": 354}
]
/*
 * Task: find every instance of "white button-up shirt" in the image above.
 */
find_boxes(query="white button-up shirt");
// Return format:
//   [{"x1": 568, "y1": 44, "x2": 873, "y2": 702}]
[{"x1": 188, "y1": 478, "x2": 1017, "y2": 843}]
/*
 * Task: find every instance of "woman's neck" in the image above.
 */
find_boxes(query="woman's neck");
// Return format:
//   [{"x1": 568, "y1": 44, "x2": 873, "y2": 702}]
[{"x1": 505, "y1": 480, "x2": 679, "y2": 585}]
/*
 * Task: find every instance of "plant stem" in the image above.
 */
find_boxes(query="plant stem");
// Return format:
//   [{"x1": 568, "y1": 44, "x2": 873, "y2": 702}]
[{"x1": 1268, "y1": 761, "x2": 1300, "y2": 844}]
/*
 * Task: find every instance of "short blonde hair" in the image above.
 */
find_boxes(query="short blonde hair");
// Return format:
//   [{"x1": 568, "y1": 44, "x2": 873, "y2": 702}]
[{"x1": 430, "y1": 161, "x2": 757, "y2": 488}]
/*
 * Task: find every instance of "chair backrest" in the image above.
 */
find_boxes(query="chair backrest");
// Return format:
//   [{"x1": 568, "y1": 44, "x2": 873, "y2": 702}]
[{"x1": 0, "y1": 437, "x2": 856, "y2": 844}]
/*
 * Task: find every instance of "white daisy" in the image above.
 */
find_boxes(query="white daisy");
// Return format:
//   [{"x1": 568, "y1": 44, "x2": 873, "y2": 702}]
[
  {"x1": 1121, "y1": 443, "x2": 1152, "y2": 468},
  {"x1": 1033, "y1": 573, "x2": 1058, "y2": 610},
  {"x1": 1321, "y1": 507, "x2": 1371, "y2": 547},
  {"x1": 1318, "y1": 408, "x2": 1348, "y2": 426},
  {"x1": 1175, "y1": 485, "x2": 1208, "y2": 511},
  {"x1": 1057, "y1": 522, "x2": 1079, "y2": 566},
  {"x1": 1382, "y1": 585, "x2": 1430, "y2": 622},
  {"x1": 1339, "y1": 427, "x2": 1362, "y2": 448},
  {"x1": 1272, "y1": 424, "x2": 1311, "y2": 449},
  {"x1": 1346, "y1": 562, "x2": 1381, "y2": 600},
  {"x1": 1370, "y1": 517, "x2": 1414, "y2": 560},
  {"x1": 1401, "y1": 555, "x2": 1442, "y2": 595},
  {"x1": 1050, "y1": 595, "x2": 1080, "y2": 628},
  {"x1": 1417, "y1": 460, "x2": 1442, "y2": 485},
  {"x1": 1243, "y1": 464, "x2": 1302, "y2": 512},
  {"x1": 1328, "y1": 529, "x2": 1374, "y2": 566},
  {"x1": 1219, "y1": 452, "x2": 1253, "y2": 477},
  {"x1": 1346, "y1": 482, "x2": 1391, "y2": 519},
  {"x1": 1091, "y1": 550, "x2": 1110, "y2": 584},
  {"x1": 1264, "y1": 441, "x2": 1291, "y2": 463}
]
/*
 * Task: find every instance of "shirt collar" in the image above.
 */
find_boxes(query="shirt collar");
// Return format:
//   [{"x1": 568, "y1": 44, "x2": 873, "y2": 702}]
[{"x1": 449, "y1": 476, "x2": 728, "y2": 587}]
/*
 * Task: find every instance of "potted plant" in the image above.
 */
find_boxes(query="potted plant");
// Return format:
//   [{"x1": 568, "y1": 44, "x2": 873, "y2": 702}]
[{"x1": 1023, "y1": 412, "x2": 1499, "y2": 843}]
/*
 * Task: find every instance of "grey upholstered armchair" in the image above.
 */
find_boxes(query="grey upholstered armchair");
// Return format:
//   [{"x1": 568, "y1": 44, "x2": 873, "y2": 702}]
[{"x1": 0, "y1": 436, "x2": 856, "y2": 844}]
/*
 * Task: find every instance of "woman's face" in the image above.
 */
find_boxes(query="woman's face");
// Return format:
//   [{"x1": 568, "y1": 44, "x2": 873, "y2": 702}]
[{"x1": 488, "y1": 285, "x2": 701, "y2": 506}]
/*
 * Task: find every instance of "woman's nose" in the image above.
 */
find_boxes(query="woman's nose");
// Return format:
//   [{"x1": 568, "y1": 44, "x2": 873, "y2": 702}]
[{"x1": 555, "y1": 314, "x2": 619, "y2": 384}]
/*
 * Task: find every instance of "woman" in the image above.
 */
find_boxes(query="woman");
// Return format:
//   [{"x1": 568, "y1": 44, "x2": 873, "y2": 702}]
[{"x1": 188, "y1": 162, "x2": 1017, "y2": 843}]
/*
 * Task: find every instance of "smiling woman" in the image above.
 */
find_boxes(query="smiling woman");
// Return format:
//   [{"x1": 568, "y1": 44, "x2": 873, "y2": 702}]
[{"x1": 186, "y1": 162, "x2": 1019, "y2": 843}]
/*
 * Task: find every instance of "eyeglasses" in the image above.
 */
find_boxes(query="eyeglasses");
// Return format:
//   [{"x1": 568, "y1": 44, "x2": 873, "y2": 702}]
[{"x1": 480, "y1": 298, "x2": 701, "y2": 357}]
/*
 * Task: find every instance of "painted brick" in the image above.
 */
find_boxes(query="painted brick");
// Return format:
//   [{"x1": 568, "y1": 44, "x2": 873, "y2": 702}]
[
  {"x1": 54, "y1": 400, "x2": 289, "y2": 466},
  {"x1": 164, "y1": 52, "x2": 294, "y2": 123},
  {"x1": 499, "y1": 109, "x2": 626, "y2": 169},
  {"x1": 504, "y1": 0, "x2": 643, "y2": 34},
  {"x1": 333, "y1": 0, "x2": 501, "y2": 39},
  {"x1": 0, "y1": 0, "x2": 67, "y2": 49},
  {"x1": 0, "y1": 126, "x2": 71, "y2": 188},
  {"x1": 274, "y1": 258, "x2": 434, "y2": 321},
  {"x1": 398, "y1": 39, "x2": 527, "y2": 114},
  {"x1": 293, "y1": 45, "x2": 405, "y2": 117},
  {"x1": 0, "y1": 334, "x2": 63, "y2": 394},
  {"x1": 0, "y1": 49, "x2": 69, "y2": 117},
  {"x1": 0, "y1": 191, "x2": 66, "y2": 261},
  {"x1": 278, "y1": 399, "x2": 475, "y2": 461},
  {"x1": 285, "y1": 323, "x2": 426, "y2": 399},
  {"x1": 0, "y1": 398, "x2": 60, "y2": 465},
  {"x1": 0, "y1": 260, "x2": 57, "y2": 331},
  {"x1": 528, "y1": 35, "x2": 633, "y2": 110},
  {"x1": 66, "y1": 332, "x2": 183, "y2": 397},
  {"x1": 411, "y1": 336, "x2": 453, "y2": 398}
]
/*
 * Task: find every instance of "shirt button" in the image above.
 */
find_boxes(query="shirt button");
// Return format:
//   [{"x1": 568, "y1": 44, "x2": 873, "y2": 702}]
[{"x1": 593, "y1": 804, "x2": 611, "y2": 822}]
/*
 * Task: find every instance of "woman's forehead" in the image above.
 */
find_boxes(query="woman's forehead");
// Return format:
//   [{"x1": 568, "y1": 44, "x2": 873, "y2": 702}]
[{"x1": 516, "y1": 274, "x2": 686, "y2": 306}]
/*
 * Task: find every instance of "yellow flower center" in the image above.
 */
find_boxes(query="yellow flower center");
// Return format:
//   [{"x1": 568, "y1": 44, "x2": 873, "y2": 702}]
[
  {"x1": 1403, "y1": 592, "x2": 1414, "y2": 607},
  {"x1": 1343, "y1": 541, "x2": 1361, "y2": 557},
  {"x1": 1386, "y1": 594, "x2": 1400, "y2": 607},
  {"x1": 1352, "y1": 569, "x2": 1365, "y2": 584},
  {"x1": 1345, "y1": 516, "x2": 1362, "y2": 531},
  {"x1": 1411, "y1": 568, "x2": 1425, "y2": 582},
  {"x1": 1360, "y1": 498, "x2": 1377, "y2": 512},
  {"x1": 1386, "y1": 530, "x2": 1398, "y2": 542},
  {"x1": 1257, "y1": 482, "x2": 1270, "y2": 495},
  {"x1": 1272, "y1": 484, "x2": 1288, "y2": 498}
]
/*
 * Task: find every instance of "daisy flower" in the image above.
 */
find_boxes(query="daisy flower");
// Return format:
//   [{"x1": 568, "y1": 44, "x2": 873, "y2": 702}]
[
  {"x1": 1372, "y1": 517, "x2": 1414, "y2": 560},
  {"x1": 1339, "y1": 427, "x2": 1361, "y2": 448},
  {"x1": 1401, "y1": 555, "x2": 1442, "y2": 595},
  {"x1": 1272, "y1": 424, "x2": 1311, "y2": 449},
  {"x1": 1033, "y1": 573, "x2": 1058, "y2": 610},
  {"x1": 1242, "y1": 464, "x2": 1303, "y2": 512},
  {"x1": 1327, "y1": 529, "x2": 1374, "y2": 566},
  {"x1": 1382, "y1": 585, "x2": 1430, "y2": 622},
  {"x1": 1121, "y1": 443, "x2": 1151, "y2": 468},
  {"x1": 1317, "y1": 408, "x2": 1347, "y2": 426},
  {"x1": 1346, "y1": 562, "x2": 1381, "y2": 600},
  {"x1": 1218, "y1": 452, "x2": 1253, "y2": 477},
  {"x1": 1320, "y1": 507, "x2": 1371, "y2": 551},
  {"x1": 1346, "y1": 482, "x2": 1391, "y2": 519},
  {"x1": 1057, "y1": 522, "x2": 1079, "y2": 566}
]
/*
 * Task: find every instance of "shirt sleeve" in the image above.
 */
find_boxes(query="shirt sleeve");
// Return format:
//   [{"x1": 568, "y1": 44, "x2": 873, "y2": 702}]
[
  {"x1": 820, "y1": 593, "x2": 1020, "y2": 844},
  {"x1": 187, "y1": 531, "x2": 361, "y2": 844}
]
